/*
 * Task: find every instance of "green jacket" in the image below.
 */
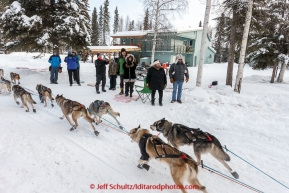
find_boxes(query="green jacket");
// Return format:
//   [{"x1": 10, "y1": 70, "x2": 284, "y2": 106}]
[{"x1": 117, "y1": 56, "x2": 125, "y2": 75}]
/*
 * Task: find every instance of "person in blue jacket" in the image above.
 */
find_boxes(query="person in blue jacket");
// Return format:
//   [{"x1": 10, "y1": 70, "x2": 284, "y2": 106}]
[
  {"x1": 72, "y1": 50, "x2": 81, "y2": 83},
  {"x1": 64, "y1": 51, "x2": 81, "y2": 86},
  {"x1": 48, "y1": 51, "x2": 61, "y2": 84}
]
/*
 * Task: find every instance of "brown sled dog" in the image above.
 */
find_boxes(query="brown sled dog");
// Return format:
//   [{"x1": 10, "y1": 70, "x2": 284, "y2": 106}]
[
  {"x1": 87, "y1": 100, "x2": 121, "y2": 127},
  {"x1": 55, "y1": 94, "x2": 99, "y2": 136},
  {"x1": 36, "y1": 84, "x2": 54, "y2": 107},
  {"x1": 12, "y1": 85, "x2": 36, "y2": 113},
  {"x1": 150, "y1": 118, "x2": 239, "y2": 179},
  {"x1": 10, "y1": 72, "x2": 20, "y2": 84},
  {"x1": 129, "y1": 126, "x2": 208, "y2": 193}
]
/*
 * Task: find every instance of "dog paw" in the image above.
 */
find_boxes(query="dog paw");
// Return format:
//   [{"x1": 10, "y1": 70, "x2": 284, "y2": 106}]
[
  {"x1": 94, "y1": 130, "x2": 100, "y2": 136},
  {"x1": 25, "y1": 110, "x2": 28, "y2": 112},
  {"x1": 16, "y1": 101, "x2": 20, "y2": 105},
  {"x1": 33, "y1": 109, "x2": 36, "y2": 113},
  {"x1": 60, "y1": 117, "x2": 64, "y2": 120},
  {"x1": 51, "y1": 104, "x2": 54, "y2": 107},
  {"x1": 70, "y1": 127, "x2": 75, "y2": 131}
]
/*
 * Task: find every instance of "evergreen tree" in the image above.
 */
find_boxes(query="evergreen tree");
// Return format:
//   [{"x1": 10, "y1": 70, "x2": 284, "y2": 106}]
[
  {"x1": 1, "y1": 0, "x2": 91, "y2": 51},
  {"x1": 113, "y1": 6, "x2": 119, "y2": 34},
  {"x1": 91, "y1": 7, "x2": 98, "y2": 45},
  {"x1": 143, "y1": 8, "x2": 149, "y2": 30},
  {"x1": 199, "y1": 20, "x2": 202, "y2": 27},
  {"x1": 128, "y1": 20, "x2": 135, "y2": 31},
  {"x1": 125, "y1": 15, "x2": 130, "y2": 31},
  {"x1": 98, "y1": 5, "x2": 103, "y2": 45},
  {"x1": 103, "y1": 0, "x2": 110, "y2": 45},
  {"x1": 149, "y1": 19, "x2": 152, "y2": 30},
  {"x1": 118, "y1": 16, "x2": 123, "y2": 32},
  {"x1": 213, "y1": 12, "x2": 230, "y2": 63}
]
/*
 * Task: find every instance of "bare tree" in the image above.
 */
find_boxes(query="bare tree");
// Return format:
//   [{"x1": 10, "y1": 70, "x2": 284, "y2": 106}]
[
  {"x1": 196, "y1": 0, "x2": 212, "y2": 87},
  {"x1": 118, "y1": 16, "x2": 123, "y2": 32},
  {"x1": 234, "y1": 0, "x2": 253, "y2": 93},
  {"x1": 141, "y1": 0, "x2": 189, "y2": 64}
]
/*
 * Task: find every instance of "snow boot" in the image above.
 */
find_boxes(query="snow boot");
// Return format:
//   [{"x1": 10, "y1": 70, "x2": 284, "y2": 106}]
[{"x1": 95, "y1": 85, "x2": 100, "y2": 94}]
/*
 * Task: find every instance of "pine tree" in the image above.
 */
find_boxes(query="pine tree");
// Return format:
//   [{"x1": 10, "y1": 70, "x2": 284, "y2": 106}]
[
  {"x1": 125, "y1": 15, "x2": 130, "y2": 31},
  {"x1": 103, "y1": 0, "x2": 110, "y2": 45},
  {"x1": 113, "y1": 6, "x2": 119, "y2": 34},
  {"x1": 149, "y1": 19, "x2": 152, "y2": 30},
  {"x1": 98, "y1": 5, "x2": 103, "y2": 45},
  {"x1": 128, "y1": 20, "x2": 135, "y2": 31},
  {"x1": 213, "y1": 12, "x2": 230, "y2": 63},
  {"x1": 91, "y1": 7, "x2": 98, "y2": 45},
  {"x1": 1, "y1": 0, "x2": 91, "y2": 51},
  {"x1": 143, "y1": 8, "x2": 149, "y2": 30},
  {"x1": 118, "y1": 16, "x2": 123, "y2": 32},
  {"x1": 199, "y1": 20, "x2": 202, "y2": 27}
]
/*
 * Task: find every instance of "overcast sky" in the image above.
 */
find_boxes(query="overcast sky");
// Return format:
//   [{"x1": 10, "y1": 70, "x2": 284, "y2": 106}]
[{"x1": 88, "y1": 0, "x2": 217, "y2": 30}]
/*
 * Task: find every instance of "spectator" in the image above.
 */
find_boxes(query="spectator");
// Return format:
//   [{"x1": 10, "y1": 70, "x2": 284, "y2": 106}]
[
  {"x1": 64, "y1": 51, "x2": 80, "y2": 86},
  {"x1": 108, "y1": 60, "x2": 118, "y2": 90},
  {"x1": 72, "y1": 51, "x2": 80, "y2": 83},
  {"x1": 48, "y1": 51, "x2": 61, "y2": 84},
  {"x1": 169, "y1": 54, "x2": 189, "y2": 104},
  {"x1": 146, "y1": 60, "x2": 167, "y2": 106},
  {"x1": 117, "y1": 48, "x2": 127, "y2": 95},
  {"x1": 123, "y1": 54, "x2": 137, "y2": 97},
  {"x1": 95, "y1": 53, "x2": 109, "y2": 94}
]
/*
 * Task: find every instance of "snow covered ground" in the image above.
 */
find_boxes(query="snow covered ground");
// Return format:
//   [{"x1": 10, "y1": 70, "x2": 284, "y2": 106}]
[{"x1": 0, "y1": 52, "x2": 289, "y2": 193}]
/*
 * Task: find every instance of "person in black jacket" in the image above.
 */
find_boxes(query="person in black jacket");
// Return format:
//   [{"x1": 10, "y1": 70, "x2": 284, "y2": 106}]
[
  {"x1": 146, "y1": 59, "x2": 167, "y2": 106},
  {"x1": 123, "y1": 54, "x2": 137, "y2": 97},
  {"x1": 95, "y1": 53, "x2": 109, "y2": 94}
]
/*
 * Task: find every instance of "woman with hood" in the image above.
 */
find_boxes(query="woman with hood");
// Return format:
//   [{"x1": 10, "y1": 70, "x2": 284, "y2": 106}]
[
  {"x1": 146, "y1": 59, "x2": 167, "y2": 106},
  {"x1": 123, "y1": 54, "x2": 137, "y2": 97}
]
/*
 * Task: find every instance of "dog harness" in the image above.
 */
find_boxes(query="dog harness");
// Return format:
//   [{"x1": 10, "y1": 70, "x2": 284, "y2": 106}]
[
  {"x1": 139, "y1": 134, "x2": 190, "y2": 160},
  {"x1": 174, "y1": 124, "x2": 213, "y2": 144}
]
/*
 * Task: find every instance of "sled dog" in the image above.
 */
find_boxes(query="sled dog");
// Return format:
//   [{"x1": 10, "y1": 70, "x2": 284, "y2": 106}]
[
  {"x1": 55, "y1": 94, "x2": 99, "y2": 136},
  {"x1": 0, "y1": 82, "x2": 9, "y2": 95},
  {"x1": 12, "y1": 85, "x2": 36, "y2": 112},
  {"x1": 36, "y1": 84, "x2": 54, "y2": 107},
  {"x1": 129, "y1": 126, "x2": 208, "y2": 193},
  {"x1": 1, "y1": 77, "x2": 12, "y2": 92},
  {"x1": 10, "y1": 72, "x2": 20, "y2": 84},
  {"x1": 87, "y1": 100, "x2": 121, "y2": 127},
  {"x1": 150, "y1": 118, "x2": 239, "y2": 179}
]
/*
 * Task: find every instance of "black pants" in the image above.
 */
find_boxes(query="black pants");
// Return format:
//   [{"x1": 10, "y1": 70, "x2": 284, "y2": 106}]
[
  {"x1": 151, "y1": 90, "x2": 163, "y2": 100},
  {"x1": 110, "y1": 75, "x2": 117, "y2": 89},
  {"x1": 73, "y1": 67, "x2": 80, "y2": 82},
  {"x1": 96, "y1": 74, "x2": 106, "y2": 88},
  {"x1": 119, "y1": 75, "x2": 124, "y2": 89},
  {"x1": 125, "y1": 82, "x2": 135, "y2": 94},
  {"x1": 68, "y1": 69, "x2": 79, "y2": 84}
]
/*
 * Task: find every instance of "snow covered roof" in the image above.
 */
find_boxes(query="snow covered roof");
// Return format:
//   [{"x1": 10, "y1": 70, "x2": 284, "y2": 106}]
[
  {"x1": 177, "y1": 27, "x2": 203, "y2": 33},
  {"x1": 111, "y1": 28, "x2": 204, "y2": 38},
  {"x1": 88, "y1": 46, "x2": 141, "y2": 53},
  {"x1": 111, "y1": 30, "x2": 153, "y2": 38}
]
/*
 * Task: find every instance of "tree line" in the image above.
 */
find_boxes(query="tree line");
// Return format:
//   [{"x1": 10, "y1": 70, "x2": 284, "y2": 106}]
[{"x1": 213, "y1": 0, "x2": 289, "y2": 84}]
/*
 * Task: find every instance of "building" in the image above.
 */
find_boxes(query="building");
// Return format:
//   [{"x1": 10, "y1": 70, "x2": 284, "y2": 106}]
[{"x1": 110, "y1": 27, "x2": 216, "y2": 67}]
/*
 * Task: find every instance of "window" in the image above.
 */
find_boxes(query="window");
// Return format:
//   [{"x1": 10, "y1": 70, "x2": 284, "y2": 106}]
[
  {"x1": 190, "y1": 40, "x2": 193, "y2": 46},
  {"x1": 209, "y1": 54, "x2": 212, "y2": 58},
  {"x1": 183, "y1": 41, "x2": 187, "y2": 46},
  {"x1": 122, "y1": 39, "x2": 126, "y2": 44}
]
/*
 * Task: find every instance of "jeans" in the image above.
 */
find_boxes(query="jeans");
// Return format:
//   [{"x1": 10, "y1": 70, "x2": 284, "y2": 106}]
[
  {"x1": 50, "y1": 67, "x2": 59, "y2": 83},
  {"x1": 172, "y1": 81, "x2": 183, "y2": 101}
]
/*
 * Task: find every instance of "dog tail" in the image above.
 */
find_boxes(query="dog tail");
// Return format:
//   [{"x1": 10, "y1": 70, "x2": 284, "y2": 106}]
[
  {"x1": 211, "y1": 134, "x2": 230, "y2": 161},
  {"x1": 28, "y1": 93, "x2": 37, "y2": 104},
  {"x1": 83, "y1": 107, "x2": 95, "y2": 123}
]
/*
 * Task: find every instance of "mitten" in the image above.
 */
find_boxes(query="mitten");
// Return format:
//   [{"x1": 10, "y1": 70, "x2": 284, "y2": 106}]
[{"x1": 170, "y1": 78, "x2": 174, "y2": 83}]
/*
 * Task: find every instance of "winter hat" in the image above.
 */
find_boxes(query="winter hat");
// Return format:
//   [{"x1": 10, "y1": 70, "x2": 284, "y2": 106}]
[
  {"x1": 175, "y1": 54, "x2": 185, "y2": 64},
  {"x1": 72, "y1": 50, "x2": 77, "y2": 54},
  {"x1": 121, "y1": 48, "x2": 126, "y2": 53},
  {"x1": 68, "y1": 51, "x2": 72, "y2": 55},
  {"x1": 153, "y1": 60, "x2": 160, "y2": 66}
]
